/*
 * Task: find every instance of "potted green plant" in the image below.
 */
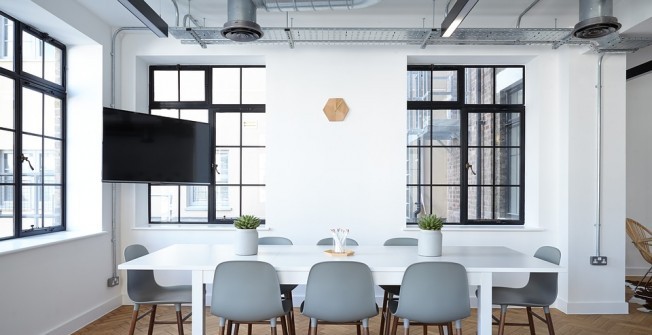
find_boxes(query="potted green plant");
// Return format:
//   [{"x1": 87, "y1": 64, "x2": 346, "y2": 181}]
[
  {"x1": 417, "y1": 213, "x2": 444, "y2": 257},
  {"x1": 234, "y1": 214, "x2": 260, "y2": 255}
]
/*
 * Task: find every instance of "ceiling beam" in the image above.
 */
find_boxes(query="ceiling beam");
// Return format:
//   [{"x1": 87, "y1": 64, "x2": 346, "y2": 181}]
[{"x1": 117, "y1": 0, "x2": 168, "y2": 37}]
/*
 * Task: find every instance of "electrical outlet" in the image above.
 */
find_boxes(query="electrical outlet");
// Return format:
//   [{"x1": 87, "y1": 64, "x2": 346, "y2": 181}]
[
  {"x1": 107, "y1": 276, "x2": 120, "y2": 287},
  {"x1": 590, "y1": 256, "x2": 608, "y2": 266}
]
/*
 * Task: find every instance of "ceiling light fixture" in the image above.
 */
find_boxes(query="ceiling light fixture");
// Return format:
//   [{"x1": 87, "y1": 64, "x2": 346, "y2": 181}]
[
  {"x1": 440, "y1": 0, "x2": 479, "y2": 38},
  {"x1": 117, "y1": 0, "x2": 169, "y2": 37}
]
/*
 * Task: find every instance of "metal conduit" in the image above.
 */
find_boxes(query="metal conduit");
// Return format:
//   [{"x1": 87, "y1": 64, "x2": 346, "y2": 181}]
[
  {"x1": 516, "y1": 0, "x2": 542, "y2": 28},
  {"x1": 595, "y1": 52, "x2": 604, "y2": 257}
]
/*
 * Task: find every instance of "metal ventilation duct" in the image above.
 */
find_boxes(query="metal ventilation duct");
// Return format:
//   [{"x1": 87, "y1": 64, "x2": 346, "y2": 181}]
[
  {"x1": 222, "y1": 0, "x2": 382, "y2": 42},
  {"x1": 573, "y1": 0, "x2": 621, "y2": 39}
]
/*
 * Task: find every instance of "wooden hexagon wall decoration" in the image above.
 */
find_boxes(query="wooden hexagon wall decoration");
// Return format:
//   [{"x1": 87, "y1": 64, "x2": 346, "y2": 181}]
[{"x1": 323, "y1": 98, "x2": 349, "y2": 122}]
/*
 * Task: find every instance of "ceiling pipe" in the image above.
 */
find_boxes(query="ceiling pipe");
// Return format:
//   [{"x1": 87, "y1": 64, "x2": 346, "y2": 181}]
[
  {"x1": 574, "y1": 0, "x2": 621, "y2": 39},
  {"x1": 516, "y1": 0, "x2": 541, "y2": 28},
  {"x1": 595, "y1": 52, "x2": 604, "y2": 258},
  {"x1": 222, "y1": 0, "x2": 382, "y2": 42}
]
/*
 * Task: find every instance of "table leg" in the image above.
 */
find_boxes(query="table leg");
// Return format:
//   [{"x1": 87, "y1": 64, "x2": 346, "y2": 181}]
[
  {"x1": 192, "y1": 270, "x2": 206, "y2": 335},
  {"x1": 477, "y1": 272, "x2": 493, "y2": 335}
]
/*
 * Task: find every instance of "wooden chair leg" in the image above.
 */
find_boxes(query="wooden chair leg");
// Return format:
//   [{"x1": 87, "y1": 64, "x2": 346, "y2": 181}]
[
  {"x1": 390, "y1": 314, "x2": 399, "y2": 335},
  {"x1": 357, "y1": 324, "x2": 361, "y2": 335},
  {"x1": 446, "y1": 322, "x2": 453, "y2": 335},
  {"x1": 362, "y1": 326, "x2": 370, "y2": 335},
  {"x1": 526, "y1": 307, "x2": 535, "y2": 335},
  {"x1": 271, "y1": 324, "x2": 278, "y2": 335},
  {"x1": 285, "y1": 292, "x2": 296, "y2": 335},
  {"x1": 280, "y1": 316, "x2": 288, "y2": 335},
  {"x1": 218, "y1": 325, "x2": 226, "y2": 335},
  {"x1": 544, "y1": 306, "x2": 555, "y2": 335},
  {"x1": 438, "y1": 324, "x2": 444, "y2": 334},
  {"x1": 227, "y1": 320, "x2": 234, "y2": 335},
  {"x1": 498, "y1": 305, "x2": 508, "y2": 335},
  {"x1": 247, "y1": 323, "x2": 252, "y2": 335},
  {"x1": 175, "y1": 304, "x2": 184, "y2": 335},
  {"x1": 380, "y1": 291, "x2": 389, "y2": 335},
  {"x1": 128, "y1": 304, "x2": 140, "y2": 335},
  {"x1": 148, "y1": 305, "x2": 157, "y2": 335}
]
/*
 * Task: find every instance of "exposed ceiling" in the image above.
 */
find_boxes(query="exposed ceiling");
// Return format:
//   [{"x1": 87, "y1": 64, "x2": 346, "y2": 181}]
[{"x1": 75, "y1": 0, "x2": 652, "y2": 52}]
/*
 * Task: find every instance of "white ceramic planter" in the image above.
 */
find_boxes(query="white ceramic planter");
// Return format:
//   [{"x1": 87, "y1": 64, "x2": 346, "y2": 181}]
[
  {"x1": 418, "y1": 230, "x2": 442, "y2": 257},
  {"x1": 234, "y1": 229, "x2": 259, "y2": 255}
]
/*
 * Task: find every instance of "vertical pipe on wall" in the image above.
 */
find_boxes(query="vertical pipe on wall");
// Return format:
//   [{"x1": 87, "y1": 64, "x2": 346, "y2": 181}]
[{"x1": 595, "y1": 52, "x2": 605, "y2": 256}]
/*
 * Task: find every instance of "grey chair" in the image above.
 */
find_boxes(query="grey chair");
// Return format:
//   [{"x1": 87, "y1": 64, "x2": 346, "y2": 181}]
[
  {"x1": 258, "y1": 236, "x2": 297, "y2": 335},
  {"x1": 315, "y1": 237, "x2": 359, "y2": 246},
  {"x1": 124, "y1": 244, "x2": 192, "y2": 335},
  {"x1": 211, "y1": 261, "x2": 293, "y2": 335},
  {"x1": 488, "y1": 246, "x2": 561, "y2": 335},
  {"x1": 379, "y1": 238, "x2": 418, "y2": 335},
  {"x1": 389, "y1": 262, "x2": 471, "y2": 335},
  {"x1": 301, "y1": 261, "x2": 379, "y2": 335}
]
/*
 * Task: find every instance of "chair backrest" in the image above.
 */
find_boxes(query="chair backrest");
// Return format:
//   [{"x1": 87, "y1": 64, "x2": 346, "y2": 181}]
[
  {"x1": 383, "y1": 237, "x2": 418, "y2": 246},
  {"x1": 524, "y1": 246, "x2": 561, "y2": 305},
  {"x1": 393, "y1": 262, "x2": 471, "y2": 323},
  {"x1": 211, "y1": 261, "x2": 286, "y2": 322},
  {"x1": 302, "y1": 261, "x2": 378, "y2": 322},
  {"x1": 124, "y1": 244, "x2": 162, "y2": 302},
  {"x1": 626, "y1": 218, "x2": 652, "y2": 263},
  {"x1": 316, "y1": 237, "x2": 359, "y2": 246},
  {"x1": 259, "y1": 236, "x2": 293, "y2": 245}
]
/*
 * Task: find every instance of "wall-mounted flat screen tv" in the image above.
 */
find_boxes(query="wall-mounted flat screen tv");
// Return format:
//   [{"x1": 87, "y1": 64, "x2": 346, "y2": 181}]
[{"x1": 102, "y1": 107, "x2": 211, "y2": 184}]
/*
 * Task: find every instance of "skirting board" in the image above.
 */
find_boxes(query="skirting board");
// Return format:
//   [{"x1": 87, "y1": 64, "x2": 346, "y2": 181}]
[
  {"x1": 48, "y1": 295, "x2": 122, "y2": 335},
  {"x1": 556, "y1": 298, "x2": 629, "y2": 314}
]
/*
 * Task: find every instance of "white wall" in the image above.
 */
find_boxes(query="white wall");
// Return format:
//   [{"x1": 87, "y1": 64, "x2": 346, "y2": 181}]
[{"x1": 113, "y1": 34, "x2": 628, "y2": 313}]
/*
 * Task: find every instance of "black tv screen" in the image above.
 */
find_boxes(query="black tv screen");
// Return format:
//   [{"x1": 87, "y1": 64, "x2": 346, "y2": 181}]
[{"x1": 102, "y1": 107, "x2": 211, "y2": 184}]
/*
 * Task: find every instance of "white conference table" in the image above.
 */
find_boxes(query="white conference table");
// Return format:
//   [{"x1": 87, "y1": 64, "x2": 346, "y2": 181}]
[{"x1": 118, "y1": 244, "x2": 562, "y2": 335}]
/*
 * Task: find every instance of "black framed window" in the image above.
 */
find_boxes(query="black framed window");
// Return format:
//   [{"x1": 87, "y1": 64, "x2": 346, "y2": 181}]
[
  {"x1": 0, "y1": 11, "x2": 66, "y2": 240},
  {"x1": 407, "y1": 65, "x2": 524, "y2": 226},
  {"x1": 148, "y1": 65, "x2": 266, "y2": 225}
]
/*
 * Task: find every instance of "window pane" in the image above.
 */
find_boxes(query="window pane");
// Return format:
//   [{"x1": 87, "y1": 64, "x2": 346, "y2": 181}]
[
  {"x1": 496, "y1": 113, "x2": 520, "y2": 146},
  {"x1": 432, "y1": 148, "x2": 460, "y2": 184},
  {"x1": 43, "y1": 42, "x2": 62, "y2": 85},
  {"x1": 22, "y1": 87, "x2": 42, "y2": 135},
  {"x1": 495, "y1": 186, "x2": 519, "y2": 220},
  {"x1": 465, "y1": 68, "x2": 494, "y2": 104},
  {"x1": 43, "y1": 138, "x2": 62, "y2": 183},
  {"x1": 496, "y1": 148, "x2": 520, "y2": 185},
  {"x1": 216, "y1": 186, "x2": 239, "y2": 218},
  {"x1": 433, "y1": 186, "x2": 458, "y2": 223},
  {"x1": 0, "y1": 16, "x2": 15, "y2": 71},
  {"x1": 0, "y1": 185, "x2": 14, "y2": 239},
  {"x1": 21, "y1": 134, "x2": 41, "y2": 183},
  {"x1": 242, "y1": 148, "x2": 265, "y2": 184},
  {"x1": 496, "y1": 68, "x2": 523, "y2": 104},
  {"x1": 242, "y1": 113, "x2": 266, "y2": 146},
  {"x1": 241, "y1": 186, "x2": 265, "y2": 218},
  {"x1": 22, "y1": 31, "x2": 42, "y2": 79},
  {"x1": 180, "y1": 70, "x2": 205, "y2": 101},
  {"x1": 468, "y1": 113, "x2": 494, "y2": 146},
  {"x1": 212, "y1": 68, "x2": 240, "y2": 104},
  {"x1": 467, "y1": 148, "x2": 493, "y2": 185},
  {"x1": 407, "y1": 70, "x2": 430, "y2": 101},
  {"x1": 242, "y1": 67, "x2": 265, "y2": 104},
  {"x1": 43, "y1": 94, "x2": 62, "y2": 138},
  {"x1": 42, "y1": 185, "x2": 61, "y2": 227},
  {"x1": 151, "y1": 109, "x2": 178, "y2": 118},
  {"x1": 432, "y1": 70, "x2": 457, "y2": 102},
  {"x1": 180, "y1": 185, "x2": 208, "y2": 222},
  {"x1": 153, "y1": 70, "x2": 178, "y2": 101},
  {"x1": 467, "y1": 186, "x2": 492, "y2": 220},
  {"x1": 21, "y1": 185, "x2": 41, "y2": 230},
  {"x1": 406, "y1": 148, "x2": 425, "y2": 185},
  {"x1": 215, "y1": 113, "x2": 240, "y2": 146},
  {"x1": 0, "y1": 130, "x2": 14, "y2": 183},
  {"x1": 150, "y1": 185, "x2": 179, "y2": 222},
  {"x1": 180, "y1": 109, "x2": 209, "y2": 123},
  {"x1": 407, "y1": 109, "x2": 429, "y2": 145},
  {"x1": 406, "y1": 186, "x2": 425, "y2": 223},
  {"x1": 431, "y1": 110, "x2": 460, "y2": 144},
  {"x1": 0, "y1": 75, "x2": 14, "y2": 129},
  {"x1": 215, "y1": 148, "x2": 240, "y2": 184}
]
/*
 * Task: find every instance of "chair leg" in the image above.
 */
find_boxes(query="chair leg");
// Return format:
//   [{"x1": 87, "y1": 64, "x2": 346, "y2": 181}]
[
  {"x1": 390, "y1": 314, "x2": 399, "y2": 335},
  {"x1": 148, "y1": 304, "x2": 157, "y2": 335},
  {"x1": 356, "y1": 324, "x2": 361, "y2": 335},
  {"x1": 247, "y1": 323, "x2": 252, "y2": 335},
  {"x1": 285, "y1": 291, "x2": 296, "y2": 335},
  {"x1": 497, "y1": 305, "x2": 508, "y2": 335},
  {"x1": 543, "y1": 306, "x2": 555, "y2": 335},
  {"x1": 437, "y1": 324, "x2": 443, "y2": 334},
  {"x1": 128, "y1": 304, "x2": 140, "y2": 335},
  {"x1": 175, "y1": 304, "x2": 184, "y2": 335},
  {"x1": 227, "y1": 320, "x2": 234, "y2": 335},
  {"x1": 633, "y1": 265, "x2": 652, "y2": 294},
  {"x1": 280, "y1": 315, "x2": 288, "y2": 335},
  {"x1": 380, "y1": 291, "x2": 389, "y2": 335},
  {"x1": 526, "y1": 307, "x2": 535, "y2": 335},
  {"x1": 446, "y1": 322, "x2": 453, "y2": 335}
]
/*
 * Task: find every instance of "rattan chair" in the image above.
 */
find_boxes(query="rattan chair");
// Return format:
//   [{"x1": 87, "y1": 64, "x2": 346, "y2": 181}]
[
  {"x1": 124, "y1": 244, "x2": 192, "y2": 335},
  {"x1": 626, "y1": 218, "x2": 652, "y2": 295}
]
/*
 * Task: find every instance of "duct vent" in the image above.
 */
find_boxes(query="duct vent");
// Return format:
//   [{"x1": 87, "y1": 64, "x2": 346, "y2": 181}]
[
  {"x1": 221, "y1": 20, "x2": 264, "y2": 42},
  {"x1": 573, "y1": 0, "x2": 621, "y2": 39}
]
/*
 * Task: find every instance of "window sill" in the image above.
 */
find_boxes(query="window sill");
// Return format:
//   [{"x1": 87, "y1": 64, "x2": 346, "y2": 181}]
[
  {"x1": 403, "y1": 225, "x2": 545, "y2": 232},
  {"x1": 133, "y1": 224, "x2": 270, "y2": 231},
  {"x1": 0, "y1": 231, "x2": 107, "y2": 256}
]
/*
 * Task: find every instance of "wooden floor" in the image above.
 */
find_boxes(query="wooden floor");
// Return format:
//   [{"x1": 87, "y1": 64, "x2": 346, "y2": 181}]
[{"x1": 74, "y1": 288, "x2": 652, "y2": 335}]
